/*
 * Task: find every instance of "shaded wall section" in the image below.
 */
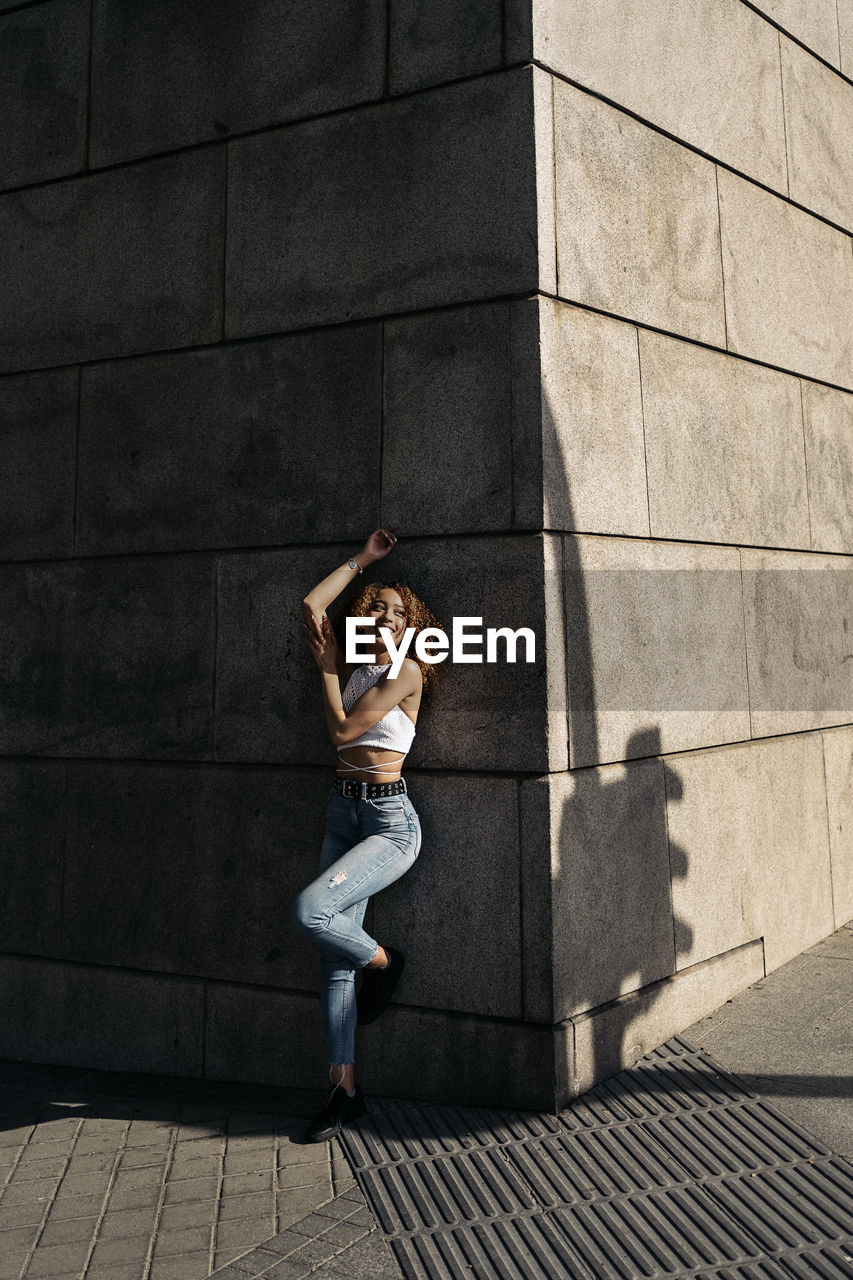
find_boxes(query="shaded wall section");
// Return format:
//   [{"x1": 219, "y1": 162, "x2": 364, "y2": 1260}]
[{"x1": 0, "y1": 0, "x2": 563, "y2": 1110}]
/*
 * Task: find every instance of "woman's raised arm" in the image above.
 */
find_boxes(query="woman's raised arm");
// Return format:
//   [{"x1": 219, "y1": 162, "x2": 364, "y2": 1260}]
[{"x1": 301, "y1": 527, "x2": 397, "y2": 638}]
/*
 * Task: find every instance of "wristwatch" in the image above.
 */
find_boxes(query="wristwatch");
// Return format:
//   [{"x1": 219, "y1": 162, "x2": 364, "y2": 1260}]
[{"x1": 347, "y1": 558, "x2": 363, "y2": 574}]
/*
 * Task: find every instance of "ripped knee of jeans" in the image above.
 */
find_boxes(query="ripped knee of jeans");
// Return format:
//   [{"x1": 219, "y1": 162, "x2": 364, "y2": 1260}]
[{"x1": 328, "y1": 869, "x2": 348, "y2": 887}]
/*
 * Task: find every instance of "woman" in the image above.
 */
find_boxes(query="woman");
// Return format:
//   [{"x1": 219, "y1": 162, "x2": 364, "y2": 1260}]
[{"x1": 290, "y1": 525, "x2": 442, "y2": 1143}]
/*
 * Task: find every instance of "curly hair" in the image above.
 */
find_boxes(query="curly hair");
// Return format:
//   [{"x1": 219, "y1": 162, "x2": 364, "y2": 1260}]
[{"x1": 344, "y1": 580, "x2": 445, "y2": 696}]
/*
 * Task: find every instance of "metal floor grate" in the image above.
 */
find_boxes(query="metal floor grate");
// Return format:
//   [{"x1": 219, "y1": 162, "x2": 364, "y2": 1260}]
[{"x1": 339, "y1": 1037, "x2": 853, "y2": 1280}]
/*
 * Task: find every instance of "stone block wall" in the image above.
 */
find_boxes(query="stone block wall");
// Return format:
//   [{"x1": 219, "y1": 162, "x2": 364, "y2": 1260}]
[
  {"x1": 521, "y1": 0, "x2": 853, "y2": 1097},
  {"x1": 0, "y1": 0, "x2": 850, "y2": 1110}
]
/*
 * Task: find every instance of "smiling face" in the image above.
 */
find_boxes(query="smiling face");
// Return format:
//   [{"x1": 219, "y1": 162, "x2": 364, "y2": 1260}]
[{"x1": 366, "y1": 587, "x2": 408, "y2": 657}]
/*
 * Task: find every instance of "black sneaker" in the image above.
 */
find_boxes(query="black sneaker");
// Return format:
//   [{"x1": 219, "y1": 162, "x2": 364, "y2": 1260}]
[
  {"x1": 357, "y1": 947, "x2": 406, "y2": 1025},
  {"x1": 302, "y1": 1084, "x2": 366, "y2": 1144}
]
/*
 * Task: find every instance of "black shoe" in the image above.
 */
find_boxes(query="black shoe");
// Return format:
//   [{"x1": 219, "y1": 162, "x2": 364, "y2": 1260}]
[
  {"x1": 357, "y1": 947, "x2": 406, "y2": 1025},
  {"x1": 303, "y1": 1084, "x2": 366, "y2": 1143}
]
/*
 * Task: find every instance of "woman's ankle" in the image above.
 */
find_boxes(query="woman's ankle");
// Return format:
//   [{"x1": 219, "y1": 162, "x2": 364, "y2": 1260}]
[
  {"x1": 329, "y1": 1063, "x2": 356, "y2": 1095},
  {"x1": 367, "y1": 944, "x2": 389, "y2": 970}
]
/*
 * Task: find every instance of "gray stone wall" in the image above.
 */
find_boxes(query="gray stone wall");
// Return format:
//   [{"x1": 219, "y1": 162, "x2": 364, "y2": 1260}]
[
  {"x1": 1, "y1": 0, "x2": 850, "y2": 1109},
  {"x1": 522, "y1": 0, "x2": 853, "y2": 1096}
]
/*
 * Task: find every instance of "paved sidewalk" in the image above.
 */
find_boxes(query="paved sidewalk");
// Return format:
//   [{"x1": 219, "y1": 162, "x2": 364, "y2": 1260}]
[
  {"x1": 1, "y1": 921, "x2": 851, "y2": 1279},
  {"x1": 0, "y1": 1067, "x2": 356, "y2": 1279},
  {"x1": 684, "y1": 921, "x2": 853, "y2": 1161}
]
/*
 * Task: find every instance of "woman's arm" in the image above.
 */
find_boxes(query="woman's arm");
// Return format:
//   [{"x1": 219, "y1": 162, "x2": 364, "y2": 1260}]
[
  {"x1": 305, "y1": 617, "x2": 420, "y2": 746},
  {"x1": 301, "y1": 526, "x2": 397, "y2": 638},
  {"x1": 322, "y1": 660, "x2": 420, "y2": 747}
]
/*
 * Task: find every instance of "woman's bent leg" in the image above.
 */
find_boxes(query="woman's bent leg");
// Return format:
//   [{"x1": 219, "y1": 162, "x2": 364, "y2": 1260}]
[
  {"x1": 290, "y1": 833, "x2": 417, "y2": 968},
  {"x1": 289, "y1": 791, "x2": 420, "y2": 1070}
]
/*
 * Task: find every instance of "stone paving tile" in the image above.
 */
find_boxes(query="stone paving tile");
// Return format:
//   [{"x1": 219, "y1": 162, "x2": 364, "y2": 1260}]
[
  {"x1": 158, "y1": 1195, "x2": 220, "y2": 1229},
  {"x1": 46, "y1": 1191, "x2": 105, "y2": 1220},
  {"x1": 321, "y1": 1219, "x2": 370, "y2": 1249},
  {"x1": 285, "y1": 1236, "x2": 346, "y2": 1268},
  {"x1": 37, "y1": 1211, "x2": 99, "y2": 1245},
  {"x1": 0, "y1": 1223, "x2": 41, "y2": 1252},
  {"x1": 162, "y1": 1174, "x2": 220, "y2": 1204},
  {"x1": 172, "y1": 1131, "x2": 223, "y2": 1150},
  {"x1": 217, "y1": 1190, "x2": 270, "y2": 1222},
  {"x1": 111, "y1": 1163, "x2": 163, "y2": 1189},
  {"x1": 314, "y1": 1196, "x2": 365, "y2": 1222},
  {"x1": 168, "y1": 1153, "x2": 222, "y2": 1179},
  {"x1": 285, "y1": 1209, "x2": 337, "y2": 1240},
  {"x1": 63, "y1": 1150, "x2": 116, "y2": 1175},
  {"x1": 215, "y1": 1213, "x2": 276, "y2": 1253},
  {"x1": 79, "y1": 1114, "x2": 135, "y2": 1132},
  {"x1": 25, "y1": 1274, "x2": 82, "y2": 1280},
  {"x1": 256, "y1": 1263, "x2": 307, "y2": 1280},
  {"x1": 24, "y1": 1237, "x2": 93, "y2": 1276},
  {"x1": 222, "y1": 1169, "x2": 274, "y2": 1195},
  {"x1": 229, "y1": 1246, "x2": 287, "y2": 1272},
  {"x1": 15, "y1": 1135, "x2": 73, "y2": 1163},
  {"x1": 278, "y1": 1168, "x2": 331, "y2": 1194},
  {"x1": 224, "y1": 1146, "x2": 277, "y2": 1174},
  {"x1": 97, "y1": 1204, "x2": 160, "y2": 1239},
  {"x1": 275, "y1": 1136, "x2": 331, "y2": 1163},
  {"x1": 275, "y1": 1187, "x2": 339, "y2": 1232},
  {"x1": 1, "y1": 1175, "x2": 58, "y2": 1203},
  {"x1": 105, "y1": 1182, "x2": 162, "y2": 1211},
  {"x1": 86, "y1": 1265, "x2": 149, "y2": 1280},
  {"x1": 148, "y1": 1254, "x2": 212, "y2": 1280},
  {"x1": 0, "y1": 1254, "x2": 28, "y2": 1280},
  {"x1": 0, "y1": 1199, "x2": 48, "y2": 1228},
  {"x1": 150, "y1": 1222, "x2": 212, "y2": 1256},
  {"x1": 87, "y1": 1231, "x2": 150, "y2": 1266},
  {"x1": 119, "y1": 1145, "x2": 171, "y2": 1168},
  {"x1": 77, "y1": 1130, "x2": 128, "y2": 1154},
  {"x1": 224, "y1": 1129, "x2": 277, "y2": 1144},
  {"x1": 6, "y1": 1158, "x2": 66, "y2": 1187}
]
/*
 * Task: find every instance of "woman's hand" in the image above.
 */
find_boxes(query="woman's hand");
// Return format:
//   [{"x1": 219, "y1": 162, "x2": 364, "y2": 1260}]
[
  {"x1": 362, "y1": 526, "x2": 398, "y2": 563},
  {"x1": 303, "y1": 613, "x2": 338, "y2": 672},
  {"x1": 299, "y1": 527, "x2": 399, "y2": 642}
]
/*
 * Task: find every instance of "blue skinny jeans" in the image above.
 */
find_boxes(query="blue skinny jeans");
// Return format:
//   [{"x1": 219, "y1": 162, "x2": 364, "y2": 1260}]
[{"x1": 289, "y1": 784, "x2": 422, "y2": 1065}]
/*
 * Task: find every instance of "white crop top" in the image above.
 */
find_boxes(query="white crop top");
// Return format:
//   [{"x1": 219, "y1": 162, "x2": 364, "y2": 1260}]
[{"x1": 338, "y1": 663, "x2": 417, "y2": 763}]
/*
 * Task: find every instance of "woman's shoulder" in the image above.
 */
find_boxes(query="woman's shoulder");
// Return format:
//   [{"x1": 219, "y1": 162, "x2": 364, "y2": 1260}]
[
  {"x1": 396, "y1": 660, "x2": 423, "y2": 703},
  {"x1": 395, "y1": 658, "x2": 422, "y2": 686}
]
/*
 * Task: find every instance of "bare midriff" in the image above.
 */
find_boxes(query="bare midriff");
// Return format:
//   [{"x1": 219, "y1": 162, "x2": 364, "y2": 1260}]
[{"x1": 335, "y1": 746, "x2": 407, "y2": 783}]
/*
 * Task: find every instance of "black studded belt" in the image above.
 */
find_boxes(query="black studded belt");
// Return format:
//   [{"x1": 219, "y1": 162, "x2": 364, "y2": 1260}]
[{"x1": 334, "y1": 777, "x2": 407, "y2": 799}]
